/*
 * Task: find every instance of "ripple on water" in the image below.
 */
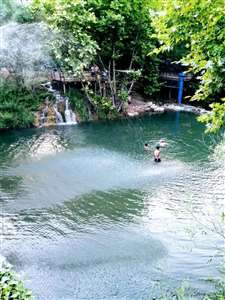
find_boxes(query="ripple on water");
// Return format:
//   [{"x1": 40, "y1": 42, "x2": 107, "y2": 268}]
[{"x1": 0, "y1": 113, "x2": 224, "y2": 299}]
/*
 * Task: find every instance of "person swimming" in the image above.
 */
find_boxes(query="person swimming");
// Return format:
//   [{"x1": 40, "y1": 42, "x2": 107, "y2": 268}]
[
  {"x1": 159, "y1": 139, "x2": 167, "y2": 147},
  {"x1": 154, "y1": 145, "x2": 161, "y2": 163},
  {"x1": 156, "y1": 139, "x2": 167, "y2": 148},
  {"x1": 144, "y1": 143, "x2": 150, "y2": 150}
]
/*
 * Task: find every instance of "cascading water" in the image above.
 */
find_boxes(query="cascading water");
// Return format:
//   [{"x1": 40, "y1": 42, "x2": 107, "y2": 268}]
[
  {"x1": 71, "y1": 111, "x2": 77, "y2": 123},
  {"x1": 53, "y1": 105, "x2": 64, "y2": 124},
  {"x1": 42, "y1": 82, "x2": 77, "y2": 126},
  {"x1": 65, "y1": 98, "x2": 77, "y2": 124}
]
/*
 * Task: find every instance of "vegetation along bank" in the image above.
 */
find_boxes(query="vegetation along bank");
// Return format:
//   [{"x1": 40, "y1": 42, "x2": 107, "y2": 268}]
[{"x1": 0, "y1": 0, "x2": 224, "y2": 131}]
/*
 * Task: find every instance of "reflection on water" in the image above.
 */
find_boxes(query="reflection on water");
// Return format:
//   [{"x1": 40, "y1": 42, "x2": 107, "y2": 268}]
[{"x1": 0, "y1": 112, "x2": 224, "y2": 300}]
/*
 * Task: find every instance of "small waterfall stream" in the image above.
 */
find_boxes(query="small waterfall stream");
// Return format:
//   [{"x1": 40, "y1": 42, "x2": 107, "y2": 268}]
[
  {"x1": 65, "y1": 98, "x2": 77, "y2": 124},
  {"x1": 53, "y1": 105, "x2": 64, "y2": 124},
  {"x1": 41, "y1": 82, "x2": 77, "y2": 126}
]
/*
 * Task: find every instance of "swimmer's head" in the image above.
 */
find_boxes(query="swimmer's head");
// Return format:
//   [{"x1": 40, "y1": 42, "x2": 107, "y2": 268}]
[
  {"x1": 156, "y1": 145, "x2": 160, "y2": 150},
  {"x1": 144, "y1": 143, "x2": 148, "y2": 147}
]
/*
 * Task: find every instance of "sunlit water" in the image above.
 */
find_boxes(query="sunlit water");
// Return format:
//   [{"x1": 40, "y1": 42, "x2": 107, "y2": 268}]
[{"x1": 0, "y1": 112, "x2": 224, "y2": 300}]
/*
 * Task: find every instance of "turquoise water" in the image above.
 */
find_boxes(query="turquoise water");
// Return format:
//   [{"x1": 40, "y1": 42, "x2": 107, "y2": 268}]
[{"x1": 0, "y1": 112, "x2": 224, "y2": 299}]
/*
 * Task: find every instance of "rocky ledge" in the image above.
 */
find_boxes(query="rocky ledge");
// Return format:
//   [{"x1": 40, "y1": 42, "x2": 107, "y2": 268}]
[{"x1": 125, "y1": 99, "x2": 209, "y2": 117}]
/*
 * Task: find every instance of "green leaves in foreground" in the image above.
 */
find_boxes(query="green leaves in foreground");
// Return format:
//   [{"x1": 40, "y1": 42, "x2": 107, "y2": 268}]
[
  {"x1": 0, "y1": 269, "x2": 33, "y2": 300},
  {"x1": 205, "y1": 279, "x2": 225, "y2": 300},
  {"x1": 198, "y1": 100, "x2": 225, "y2": 133}
]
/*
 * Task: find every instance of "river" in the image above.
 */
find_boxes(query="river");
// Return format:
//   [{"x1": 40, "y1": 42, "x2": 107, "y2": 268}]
[{"x1": 0, "y1": 112, "x2": 224, "y2": 299}]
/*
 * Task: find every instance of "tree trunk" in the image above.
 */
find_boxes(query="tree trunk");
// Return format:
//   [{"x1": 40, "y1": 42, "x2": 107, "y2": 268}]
[
  {"x1": 128, "y1": 81, "x2": 135, "y2": 95},
  {"x1": 108, "y1": 60, "x2": 115, "y2": 107},
  {"x1": 112, "y1": 57, "x2": 116, "y2": 107}
]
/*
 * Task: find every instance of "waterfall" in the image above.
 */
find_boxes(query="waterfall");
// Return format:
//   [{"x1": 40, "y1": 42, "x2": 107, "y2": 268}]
[
  {"x1": 42, "y1": 82, "x2": 77, "y2": 126},
  {"x1": 64, "y1": 98, "x2": 77, "y2": 124},
  {"x1": 71, "y1": 111, "x2": 77, "y2": 123},
  {"x1": 53, "y1": 105, "x2": 64, "y2": 124},
  {"x1": 65, "y1": 98, "x2": 72, "y2": 123}
]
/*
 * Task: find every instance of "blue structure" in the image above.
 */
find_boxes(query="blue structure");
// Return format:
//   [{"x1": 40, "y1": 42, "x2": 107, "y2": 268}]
[{"x1": 178, "y1": 72, "x2": 185, "y2": 105}]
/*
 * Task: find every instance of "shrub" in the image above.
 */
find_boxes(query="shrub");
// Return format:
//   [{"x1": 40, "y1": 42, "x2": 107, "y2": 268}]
[
  {"x1": 0, "y1": 79, "x2": 53, "y2": 129},
  {"x1": 0, "y1": 269, "x2": 33, "y2": 300}
]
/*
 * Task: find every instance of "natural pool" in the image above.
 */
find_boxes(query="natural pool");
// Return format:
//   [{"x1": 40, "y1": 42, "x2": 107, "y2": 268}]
[{"x1": 0, "y1": 112, "x2": 224, "y2": 300}]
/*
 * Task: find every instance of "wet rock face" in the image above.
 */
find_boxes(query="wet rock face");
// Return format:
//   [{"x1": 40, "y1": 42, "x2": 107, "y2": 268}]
[
  {"x1": 34, "y1": 83, "x2": 78, "y2": 127},
  {"x1": 34, "y1": 103, "x2": 57, "y2": 127},
  {"x1": 58, "y1": 102, "x2": 65, "y2": 114},
  {"x1": 45, "y1": 105, "x2": 57, "y2": 126}
]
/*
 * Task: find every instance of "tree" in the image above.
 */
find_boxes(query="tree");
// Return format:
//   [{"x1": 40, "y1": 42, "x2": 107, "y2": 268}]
[
  {"x1": 151, "y1": 0, "x2": 225, "y2": 131},
  {"x1": 85, "y1": 0, "x2": 160, "y2": 101},
  {"x1": 32, "y1": 0, "x2": 98, "y2": 76},
  {"x1": 31, "y1": 0, "x2": 160, "y2": 117}
]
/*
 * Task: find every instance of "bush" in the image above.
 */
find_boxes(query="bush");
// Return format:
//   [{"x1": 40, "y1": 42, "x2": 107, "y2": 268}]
[
  {"x1": 206, "y1": 280, "x2": 225, "y2": 300},
  {"x1": 0, "y1": 79, "x2": 53, "y2": 129},
  {"x1": 92, "y1": 95, "x2": 119, "y2": 120},
  {"x1": 0, "y1": 269, "x2": 33, "y2": 300}
]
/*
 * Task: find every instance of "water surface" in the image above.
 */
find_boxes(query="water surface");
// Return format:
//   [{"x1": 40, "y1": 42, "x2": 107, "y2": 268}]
[{"x1": 0, "y1": 112, "x2": 224, "y2": 299}]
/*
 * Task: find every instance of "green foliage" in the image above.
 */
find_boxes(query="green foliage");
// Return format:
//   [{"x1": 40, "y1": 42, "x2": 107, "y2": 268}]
[
  {"x1": 30, "y1": 0, "x2": 160, "y2": 111},
  {"x1": 66, "y1": 88, "x2": 89, "y2": 121},
  {"x1": 31, "y1": 0, "x2": 98, "y2": 76},
  {"x1": 13, "y1": 5, "x2": 36, "y2": 24},
  {"x1": 142, "y1": 59, "x2": 161, "y2": 97},
  {"x1": 151, "y1": 0, "x2": 225, "y2": 131},
  {"x1": 0, "y1": 79, "x2": 51, "y2": 129},
  {"x1": 206, "y1": 280, "x2": 225, "y2": 300},
  {"x1": 0, "y1": 269, "x2": 33, "y2": 300},
  {"x1": 118, "y1": 88, "x2": 129, "y2": 103},
  {"x1": 86, "y1": 0, "x2": 160, "y2": 98},
  {"x1": 81, "y1": 85, "x2": 118, "y2": 119},
  {"x1": 92, "y1": 94, "x2": 119, "y2": 119},
  {"x1": 85, "y1": 0, "x2": 156, "y2": 63},
  {"x1": 198, "y1": 99, "x2": 225, "y2": 133}
]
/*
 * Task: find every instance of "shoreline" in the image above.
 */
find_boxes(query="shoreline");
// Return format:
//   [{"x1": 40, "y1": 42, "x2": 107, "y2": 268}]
[
  {"x1": 0, "y1": 98, "x2": 210, "y2": 131},
  {"x1": 125, "y1": 98, "x2": 210, "y2": 118}
]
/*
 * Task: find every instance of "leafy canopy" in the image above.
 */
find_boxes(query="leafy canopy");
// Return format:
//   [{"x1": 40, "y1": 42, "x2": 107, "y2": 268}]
[
  {"x1": 32, "y1": 0, "x2": 98, "y2": 76},
  {"x1": 31, "y1": 0, "x2": 159, "y2": 95},
  {"x1": 151, "y1": 0, "x2": 225, "y2": 131}
]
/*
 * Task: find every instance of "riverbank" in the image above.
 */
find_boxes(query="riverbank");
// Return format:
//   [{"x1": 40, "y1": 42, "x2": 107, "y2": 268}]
[
  {"x1": 33, "y1": 92, "x2": 210, "y2": 128},
  {"x1": 0, "y1": 78, "x2": 210, "y2": 130},
  {"x1": 125, "y1": 96, "x2": 209, "y2": 118}
]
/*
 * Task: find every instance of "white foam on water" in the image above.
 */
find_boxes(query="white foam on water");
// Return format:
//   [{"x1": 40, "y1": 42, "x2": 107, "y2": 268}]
[{"x1": 7, "y1": 148, "x2": 186, "y2": 210}]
